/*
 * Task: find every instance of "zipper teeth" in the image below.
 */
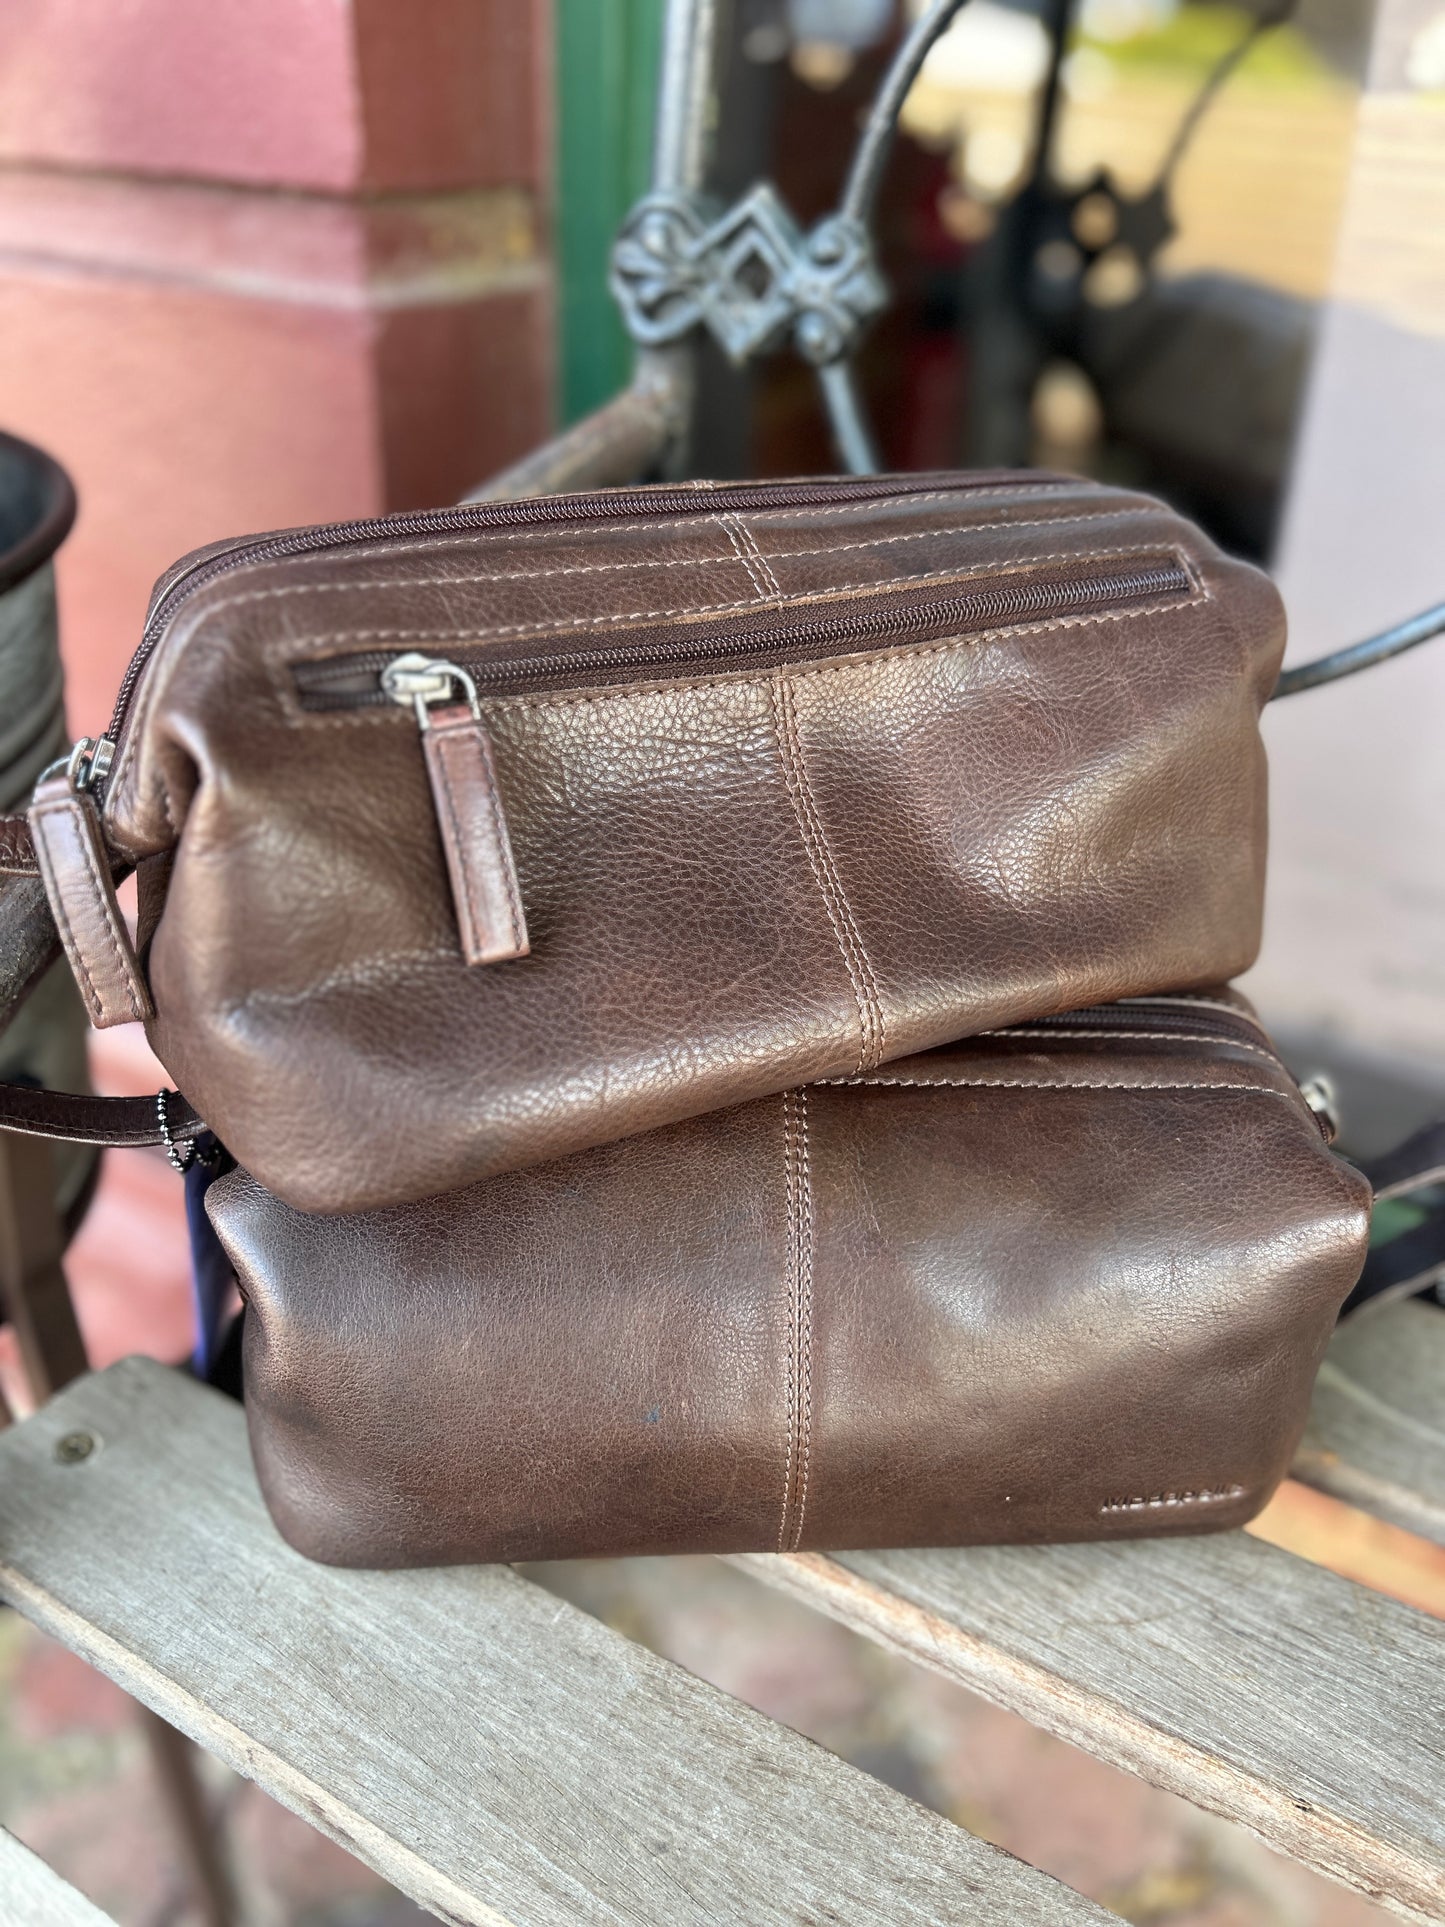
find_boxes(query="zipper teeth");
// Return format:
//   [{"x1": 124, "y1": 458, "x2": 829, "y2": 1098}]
[
  {"x1": 109, "y1": 472, "x2": 1066, "y2": 742},
  {"x1": 1000, "y1": 1000, "x2": 1271, "y2": 1051},
  {"x1": 993, "y1": 1000, "x2": 1333, "y2": 1131},
  {"x1": 296, "y1": 561, "x2": 1191, "y2": 709}
]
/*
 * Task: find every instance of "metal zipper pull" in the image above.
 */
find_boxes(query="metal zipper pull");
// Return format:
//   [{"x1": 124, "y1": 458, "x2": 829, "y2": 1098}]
[
  {"x1": 381, "y1": 652, "x2": 530, "y2": 967},
  {"x1": 68, "y1": 734, "x2": 117, "y2": 795},
  {"x1": 1298, "y1": 1074, "x2": 1340, "y2": 1144}
]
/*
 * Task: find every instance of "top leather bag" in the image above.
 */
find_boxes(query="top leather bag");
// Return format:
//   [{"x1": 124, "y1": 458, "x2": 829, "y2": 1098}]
[{"x1": 22, "y1": 472, "x2": 1285, "y2": 1214}]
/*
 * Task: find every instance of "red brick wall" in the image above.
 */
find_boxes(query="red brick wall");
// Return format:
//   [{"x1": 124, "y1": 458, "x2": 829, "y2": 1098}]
[{"x1": 0, "y1": 0, "x2": 554, "y2": 727}]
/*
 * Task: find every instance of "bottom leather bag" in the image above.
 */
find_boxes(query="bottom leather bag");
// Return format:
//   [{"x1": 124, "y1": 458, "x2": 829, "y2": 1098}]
[{"x1": 206, "y1": 991, "x2": 1371, "y2": 1568}]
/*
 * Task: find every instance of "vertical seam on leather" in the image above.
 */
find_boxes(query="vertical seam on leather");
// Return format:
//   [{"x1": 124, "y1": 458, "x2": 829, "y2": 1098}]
[
  {"x1": 777, "y1": 1089, "x2": 800, "y2": 1552},
  {"x1": 769, "y1": 676, "x2": 872, "y2": 1073},
  {"x1": 157, "y1": 776, "x2": 181, "y2": 839},
  {"x1": 773, "y1": 673, "x2": 886, "y2": 1071},
  {"x1": 717, "y1": 514, "x2": 770, "y2": 601},
  {"x1": 731, "y1": 517, "x2": 784, "y2": 599},
  {"x1": 783, "y1": 684, "x2": 887, "y2": 1068},
  {"x1": 778, "y1": 1087, "x2": 814, "y2": 1554},
  {"x1": 31, "y1": 809, "x2": 103, "y2": 1023},
  {"x1": 789, "y1": 1087, "x2": 815, "y2": 1551}
]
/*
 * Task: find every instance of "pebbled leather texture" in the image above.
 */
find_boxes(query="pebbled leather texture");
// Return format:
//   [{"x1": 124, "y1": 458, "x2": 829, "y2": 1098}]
[
  {"x1": 208, "y1": 994, "x2": 1372, "y2": 1568},
  {"x1": 100, "y1": 473, "x2": 1285, "y2": 1214},
  {"x1": 0, "y1": 812, "x2": 38, "y2": 874},
  {"x1": 28, "y1": 773, "x2": 152, "y2": 1027}
]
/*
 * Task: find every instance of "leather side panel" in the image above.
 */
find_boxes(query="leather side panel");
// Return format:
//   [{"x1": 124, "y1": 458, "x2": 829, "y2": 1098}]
[
  {"x1": 148, "y1": 671, "x2": 860, "y2": 1212},
  {"x1": 798, "y1": 1081, "x2": 1369, "y2": 1549},
  {"x1": 113, "y1": 478, "x2": 1287, "y2": 1214},
  {"x1": 213, "y1": 1023, "x2": 1372, "y2": 1567},
  {"x1": 216, "y1": 1101, "x2": 792, "y2": 1566},
  {"x1": 782, "y1": 544, "x2": 1277, "y2": 1045}
]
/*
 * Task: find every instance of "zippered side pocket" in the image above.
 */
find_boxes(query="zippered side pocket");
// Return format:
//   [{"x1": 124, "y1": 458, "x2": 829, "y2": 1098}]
[
  {"x1": 291, "y1": 554, "x2": 1194, "y2": 967},
  {"x1": 292, "y1": 554, "x2": 1195, "y2": 713}
]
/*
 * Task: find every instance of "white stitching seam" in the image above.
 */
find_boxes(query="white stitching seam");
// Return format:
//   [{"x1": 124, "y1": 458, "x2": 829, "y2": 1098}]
[
  {"x1": 777, "y1": 1088, "x2": 814, "y2": 1554},
  {"x1": 108, "y1": 507, "x2": 1182, "y2": 808},
  {"x1": 256, "y1": 541, "x2": 1198, "y2": 728},
  {"x1": 777, "y1": 1090, "x2": 799, "y2": 1553},
  {"x1": 990, "y1": 1027, "x2": 1278, "y2": 1064},
  {"x1": 732, "y1": 518, "x2": 784, "y2": 598},
  {"x1": 257, "y1": 542, "x2": 1194, "y2": 652},
  {"x1": 180, "y1": 509, "x2": 1140, "y2": 614},
  {"x1": 275, "y1": 587, "x2": 1209, "y2": 736},
  {"x1": 719, "y1": 514, "x2": 771, "y2": 601},
  {"x1": 200, "y1": 482, "x2": 1086, "y2": 579},
  {"x1": 770, "y1": 675, "x2": 880, "y2": 1075},
  {"x1": 782, "y1": 675, "x2": 886, "y2": 1068},
  {"x1": 790, "y1": 1087, "x2": 814, "y2": 1553},
  {"x1": 816, "y1": 1076, "x2": 1288, "y2": 1097}
]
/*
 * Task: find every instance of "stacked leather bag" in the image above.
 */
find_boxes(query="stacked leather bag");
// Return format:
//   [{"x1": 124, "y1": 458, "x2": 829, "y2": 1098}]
[{"x1": 2, "y1": 473, "x2": 1375, "y2": 1565}]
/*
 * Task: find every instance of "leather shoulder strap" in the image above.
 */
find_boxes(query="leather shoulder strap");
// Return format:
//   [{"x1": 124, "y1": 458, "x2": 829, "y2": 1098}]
[
  {"x1": 1356, "y1": 1119, "x2": 1445, "y2": 1200},
  {"x1": 1341, "y1": 1205, "x2": 1445, "y2": 1318},
  {"x1": 1341, "y1": 1119, "x2": 1445, "y2": 1319},
  {"x1": 0, "y1": 796, "x2": 191, "y2": 1148},
  {"x1": 0, "y1": 1082, "x2": 203, "y2": 1149}
]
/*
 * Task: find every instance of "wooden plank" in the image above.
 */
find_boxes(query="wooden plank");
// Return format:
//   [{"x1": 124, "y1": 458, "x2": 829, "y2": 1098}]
[
  {"x1": 732, "y1": 1529, "x2": 1445, "y2": 1924},
  {"x1": 1294, "y1": 1300, "x2": 1445, "y2": 1547},
  {"x1": 0, "y1": 1359, "x2": 1111, "y2": 1927},
  {"x1": 0, "y1": 1828, "x2": 117, "y2": 1927}
]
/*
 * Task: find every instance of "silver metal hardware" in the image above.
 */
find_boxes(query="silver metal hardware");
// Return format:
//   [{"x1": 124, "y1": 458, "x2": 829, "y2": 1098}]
[
  {"x1": 156, "y1": 1088, "x2": 198, "y2": 1174},
  {"x1": 611, "y1": 185, "x2": 886, "y2": 369},
  {"x1": 1298, "y1": 1075, "x2": 1341, "y2": 1144},
  {"x1": 86, "y1": 735, "x2": 116, "y2": 788},
  {"x1": 380, "y1": 652, "x2": 483, "y2": 731},
  {"x1": 64, "y1": 737, "x2": 97, "y2": 787},
  {"x1": 42, "y1": 735, "x2": 117, "y2": 796}
]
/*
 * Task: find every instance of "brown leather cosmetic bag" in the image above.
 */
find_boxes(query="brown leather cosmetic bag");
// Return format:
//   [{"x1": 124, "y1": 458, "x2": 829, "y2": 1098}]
[
  {"x1": 8, "y1": 473, "x2": 1284, "y2": 1215},
  {"x1": 206, "y1": 992, "x2": 1369, "y2": 1568}
]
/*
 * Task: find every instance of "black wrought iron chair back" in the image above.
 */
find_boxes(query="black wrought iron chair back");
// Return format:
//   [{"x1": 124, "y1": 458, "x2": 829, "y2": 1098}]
[{"x1": 476, "y1": 0, "x2": 1444, "y2": 700}]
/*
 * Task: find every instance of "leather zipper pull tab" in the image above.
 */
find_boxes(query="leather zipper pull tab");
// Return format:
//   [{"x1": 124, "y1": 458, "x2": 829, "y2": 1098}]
[
  {"x1": 29, "y1": 737, "x2": 153, "y2": 1028},
  {"x1": 382, "y1": 653, "x2": 529, "y2": 967}
]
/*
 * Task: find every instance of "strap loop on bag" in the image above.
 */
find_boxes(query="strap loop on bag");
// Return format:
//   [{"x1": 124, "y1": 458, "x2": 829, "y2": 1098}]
[{"x1": 0, "y1": 785, "x2": 196, "y2": 1151}]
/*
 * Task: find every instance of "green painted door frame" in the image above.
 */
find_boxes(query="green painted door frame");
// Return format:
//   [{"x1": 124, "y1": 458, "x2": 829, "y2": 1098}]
[{"x1": 553, "y1": 0, "x2": 665, "y2": 424}]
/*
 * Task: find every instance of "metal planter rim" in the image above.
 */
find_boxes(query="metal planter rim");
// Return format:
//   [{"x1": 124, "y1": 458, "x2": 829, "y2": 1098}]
[{"x1": 0, "y1": 428, "x2": 77, "y2": 598}]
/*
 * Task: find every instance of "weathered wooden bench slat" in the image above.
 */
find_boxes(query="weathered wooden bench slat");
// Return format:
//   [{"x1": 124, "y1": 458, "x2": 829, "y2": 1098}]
[
  {"x1": 732, "y1": 1528, "x2": 1445, "y2": 1925},
  {"x1": 0, "y1": 1828, "x2": 118, "y2": 1927},
  {"x1": 0, "y1": 1358, "x2": 1113, "y2": 1927},
  {"x1": 1293, "y1": 1300, "x2": 1445, "y2": 1547}
]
